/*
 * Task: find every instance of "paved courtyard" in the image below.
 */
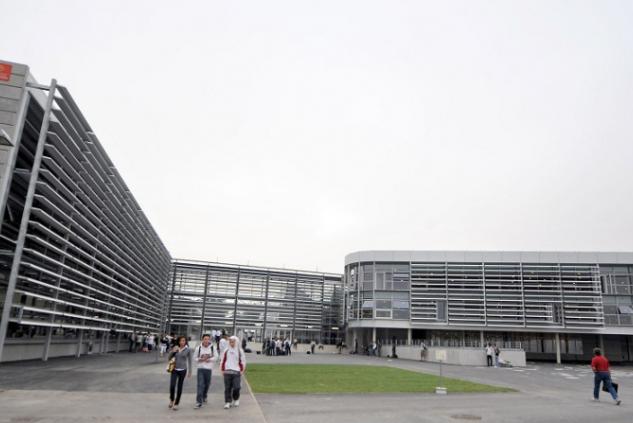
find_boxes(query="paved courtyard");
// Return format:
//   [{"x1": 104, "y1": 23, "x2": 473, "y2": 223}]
[{"x1": 1, "y1": 350, "x2": 632, "y2": 422}]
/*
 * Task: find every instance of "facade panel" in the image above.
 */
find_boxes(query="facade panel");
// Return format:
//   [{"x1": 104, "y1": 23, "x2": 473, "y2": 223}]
[
  {"x1": 0, "y1": 61, "x2": 172, "y2": 362},
  {"x1": 169, "y1": 259, "x2": 343, "y2": 344}
]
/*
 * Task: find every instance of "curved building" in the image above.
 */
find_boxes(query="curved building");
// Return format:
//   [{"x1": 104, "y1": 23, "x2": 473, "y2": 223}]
[{"x1": 344, "y1": 250, "x2": 633, "y2": 362}]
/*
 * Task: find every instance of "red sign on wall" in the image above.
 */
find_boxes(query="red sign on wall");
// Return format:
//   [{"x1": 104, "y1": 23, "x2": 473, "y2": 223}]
[{"x1": 0, "y1": 63, "x2": 13, "y2": 81}]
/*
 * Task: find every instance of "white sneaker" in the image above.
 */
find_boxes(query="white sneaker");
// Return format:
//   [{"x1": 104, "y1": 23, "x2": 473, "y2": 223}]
[
  {"x1": 593, "y1": 398, "x2": 599, "y2": 402},
  {"x1": 233, "y1": 400, "x2": 240, "y2": 407},
  {"x1": 224, "y1": 403, "x2": 231, "y2": 409}
]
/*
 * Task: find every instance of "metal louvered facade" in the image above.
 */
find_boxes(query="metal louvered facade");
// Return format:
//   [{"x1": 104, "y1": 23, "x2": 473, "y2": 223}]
[
  {"x1": 344, "y1": 251, "x2": 633, "y2": 362},
  {"x1": 169, "y1": 259, "x2": 343, "y2": 344},
  {"x1": 0, "y1": 60, "x2": 172, "y2": 362}
]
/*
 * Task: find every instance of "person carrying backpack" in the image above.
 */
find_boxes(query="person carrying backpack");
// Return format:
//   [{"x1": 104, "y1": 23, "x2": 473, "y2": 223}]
[
  {"x1": 220, "y1": 336, "x2": 246, "y2": 409},
  {"x1": 194, "y1": 334, "x2": 218, "y2": 409}
]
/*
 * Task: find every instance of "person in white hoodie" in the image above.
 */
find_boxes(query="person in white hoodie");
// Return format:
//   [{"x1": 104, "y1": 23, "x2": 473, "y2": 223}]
[
  {"x1": 194, "y1": 334, "x2": 218, "y2": 409},
  {"x1": 220, "y1": 335, "x2": 246, "y2": 409}
]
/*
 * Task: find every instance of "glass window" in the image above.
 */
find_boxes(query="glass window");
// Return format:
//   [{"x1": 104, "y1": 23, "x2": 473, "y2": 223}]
[
  {"x1": 375, "y1": 310, "x2": 391, "y2": 318},
  {"x1": 376, "y1": 299, "x2": 391, "y2": 309},
  {"x1": 393, "y1": 300, "x2": 409, "y2": 309},
  {"x1": 392, "y1": 309, "x2": 409, "y2": 320}
]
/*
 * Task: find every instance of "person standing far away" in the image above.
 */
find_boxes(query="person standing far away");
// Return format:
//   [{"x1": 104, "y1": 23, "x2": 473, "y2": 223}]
[
  {"x1": 219, "y1": 332, "x2": 229, "y2": 357},
  {"x1": 493, "y1": 344, "x2": 500, "y2": 368},
  {"x1": 310, "y1": 340, "x2": 316, "y2": 354},
  {"x1": 221, "y1": 336, "x2": 246, "y2": 409},
  {"x1": 159, "y1": 334, "x2": 168, "y2": 357},
  {"x1": 194, "y1": 334, "x2": 217, "y2": 409},
  {"x1": 591, "y1": 348, "x2": 621, "y2": 405},
  {"x1": 486, "y1": 343, "x2": 494, "y2": 367},
  {"x1": 168, "y1": 336, "x2": 192, "y2": 411}
]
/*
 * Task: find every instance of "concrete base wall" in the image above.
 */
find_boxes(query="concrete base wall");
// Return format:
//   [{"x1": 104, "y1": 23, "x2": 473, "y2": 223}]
[
  {"x1": 379, "y1": 345, "x2": 527, "y2": 367},
  {"x1": 1, "y1": 339, "x2": 127, "y2": 362}
]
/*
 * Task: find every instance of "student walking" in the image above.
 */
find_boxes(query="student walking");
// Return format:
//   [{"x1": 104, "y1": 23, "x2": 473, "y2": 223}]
[
  {"x1": 486, "y1": 343, "x2": 494, "y2": 367},
  {"x1": 219, "y1": 333, "x2": 229, "y2": 357},
  {"x1": 221, "y1": 336, "x2": 246, "y2": 409},
  {"x1": 493, "y1": 344, "x2": 500, "y2": 368},
  {"x1": 591, "y1": 348, "x2": 621, "y2": 405},
  {"x1": 194, "y1": 334, "x2": 217, "y2": 409},
  {"x1": 168, "y1": 336, "x2": 192, "y2": 411},
  {"x1": 159, "y1": 334, "x2": 169, "y2": 357}
]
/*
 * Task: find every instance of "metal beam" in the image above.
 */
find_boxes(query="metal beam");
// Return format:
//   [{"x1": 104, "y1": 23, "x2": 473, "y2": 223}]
[
  {"x1": 0, "y1": 79, "x2": 57, "y2": 363},
  {"x1": 166, "y1": 264, "x2": 178, "y2": 334},
  {"x1": 291, "y1": 274, "x2": 298, "y2": 340},
  {"x1": 232, "y1": 268, "x2": 241, "y2": 334},
  {"x1": 199, "y1": 265, "x2": 210, "y2": 337},
  {"x1": 261, "y1": 271, "x2": 270, "y2": 342}
]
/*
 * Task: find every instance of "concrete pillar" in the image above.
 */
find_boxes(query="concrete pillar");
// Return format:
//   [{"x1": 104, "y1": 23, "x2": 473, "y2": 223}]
[
  {"x1": 76, "y1": 330, "x2": 83, "y2": 358},
  {"x1": 372, "y1": 327, "x2": 376, "y2": 343},
  {"x1": 555, "y1": 333, "x2": 561, "y2": 364},
  {"x1": 599, "y1": 335, "x2": 605, "y2": 353},
  {"x1": 480, "y1": 330, "x2": 485, "y2": 348},
  {"x1": 407, "y1": 328, "x2": 412, "y2": 345},
  {"x1": 352, "y1": 329, "x2": 358, "y2": 353},
  {"x1": 115, "y1": 332, "x2": 121, "y2": 353},
  {"x1": 42, "y1": 327, "x2": 53, "y2": 361}
]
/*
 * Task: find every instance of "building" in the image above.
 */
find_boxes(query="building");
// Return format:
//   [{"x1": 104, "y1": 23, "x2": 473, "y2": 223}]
[
  {"x1": 169, "y1": 259, "x2": 343, "y2": 344},
  {"x1": 344, "y1": 250, "x2": 633, "y2": 363},
  {"x1": 0, "y1": 60, "x2": 172, "y2": 362}
]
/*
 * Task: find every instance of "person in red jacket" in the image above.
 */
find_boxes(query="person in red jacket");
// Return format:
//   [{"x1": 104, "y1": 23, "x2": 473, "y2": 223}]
[{"x1": 591, "y1": 348, "x2": 621, "y2": 405}]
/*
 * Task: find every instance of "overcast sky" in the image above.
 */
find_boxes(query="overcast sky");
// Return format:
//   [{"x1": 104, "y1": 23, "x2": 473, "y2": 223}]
[{"x1": 2, "y1": 1, "x2": 632, "y2": 272}]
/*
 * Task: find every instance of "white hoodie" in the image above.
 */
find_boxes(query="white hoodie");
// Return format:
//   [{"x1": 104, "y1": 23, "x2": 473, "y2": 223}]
[{"x1": 220, "y1": 336, "x2": 246, "y2": 373}]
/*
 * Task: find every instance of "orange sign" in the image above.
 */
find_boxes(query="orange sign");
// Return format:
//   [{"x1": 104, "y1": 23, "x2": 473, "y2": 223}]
[{"x1": 0, "y1": 63, "x2": 12, "y2": 81}]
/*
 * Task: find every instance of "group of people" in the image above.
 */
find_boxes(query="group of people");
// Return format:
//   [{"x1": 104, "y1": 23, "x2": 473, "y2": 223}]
[
  {"x1": 128, "y1": 332, "x2": 158, "y2": 353},
  {"x1": 166, "y1": 332, "x2": 246, "y2": 411},
  {"x1": 262, "y1": 338, "x2": 295, "y2": 356}
]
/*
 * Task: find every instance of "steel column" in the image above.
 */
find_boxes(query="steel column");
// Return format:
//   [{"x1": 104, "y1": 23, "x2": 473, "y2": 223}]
[
  {"x1": 291, "y1": 274, "x2": 298, "y2": 340},
  {"x1": 166, "y1": 264, "x2": 178, "y2": 334},
  {"x1": 231, "y1": 268, "x2": 241, "y2": 333},
  {"x1": 199, "y1": 265, "x2": 210, "y2": 337},
  {"x1": 319, "y1": 275, "x2": 325, "y2": 343},
  {"x1": 261, "y1": 272, "x2": 270, "y2": 342}
]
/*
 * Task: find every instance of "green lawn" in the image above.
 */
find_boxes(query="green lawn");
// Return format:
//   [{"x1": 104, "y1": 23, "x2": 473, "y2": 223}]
[{"x1": 246, "y1": 364, "x2": 514, "y2": 394}]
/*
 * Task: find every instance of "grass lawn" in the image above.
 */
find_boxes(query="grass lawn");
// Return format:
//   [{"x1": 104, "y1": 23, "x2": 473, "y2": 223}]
[{"x1": 246, "y1": 364, "x2": 514, "y2": 394}]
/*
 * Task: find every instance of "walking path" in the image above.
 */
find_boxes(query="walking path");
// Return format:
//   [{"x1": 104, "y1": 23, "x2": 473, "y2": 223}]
[{"x1": 0, "y1": 352, "x2": 265, "y2": 423}]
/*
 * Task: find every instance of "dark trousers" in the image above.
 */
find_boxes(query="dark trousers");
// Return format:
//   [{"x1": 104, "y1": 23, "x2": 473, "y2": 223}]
[
  {"x1": 169, "y1": 369, "x2": 187, "y2": 405},
  {"x1": 223, "y1": 372, "x2": 241, "y2": 403},
  {"x1": 286, "y1": 346, "x2": 291, "y2": 356},
  {"x1": 594, "y1": 372, "x2": 618, "y2": 400},
  {"x1": 487, "y1": 355, "x2": 493, "y2": 366},
  {"x1": 196, "y1": 369, "x2": 212, "y2": 404}
]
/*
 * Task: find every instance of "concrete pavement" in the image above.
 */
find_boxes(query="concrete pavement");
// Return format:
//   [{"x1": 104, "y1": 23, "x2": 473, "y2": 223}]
[{"x1": 0, "y1": 351, "x2": 266, "y2": 423}]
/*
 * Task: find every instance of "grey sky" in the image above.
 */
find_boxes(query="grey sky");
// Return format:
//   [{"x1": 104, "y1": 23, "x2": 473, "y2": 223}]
[{"x1": 2, "y1": 0, "x2": 632, "y2": 273}]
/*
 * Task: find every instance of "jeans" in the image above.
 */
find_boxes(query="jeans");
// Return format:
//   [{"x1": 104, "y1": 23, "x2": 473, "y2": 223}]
[
  {"x1": 487, "y1": 355, "x2": 493, "y2": 366},
  {"x1": 594, "y1": 372, "x2": 618, "y2": 400},
  {"x1": 223, "y1": 372, "x2": 241, "y2": 403},
  {"x1": 196, "y1": 369, "x2": 212, "y2": 404},
  {"x1": 169, "y1": 369, "x2": 187, "y2": 405}
]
